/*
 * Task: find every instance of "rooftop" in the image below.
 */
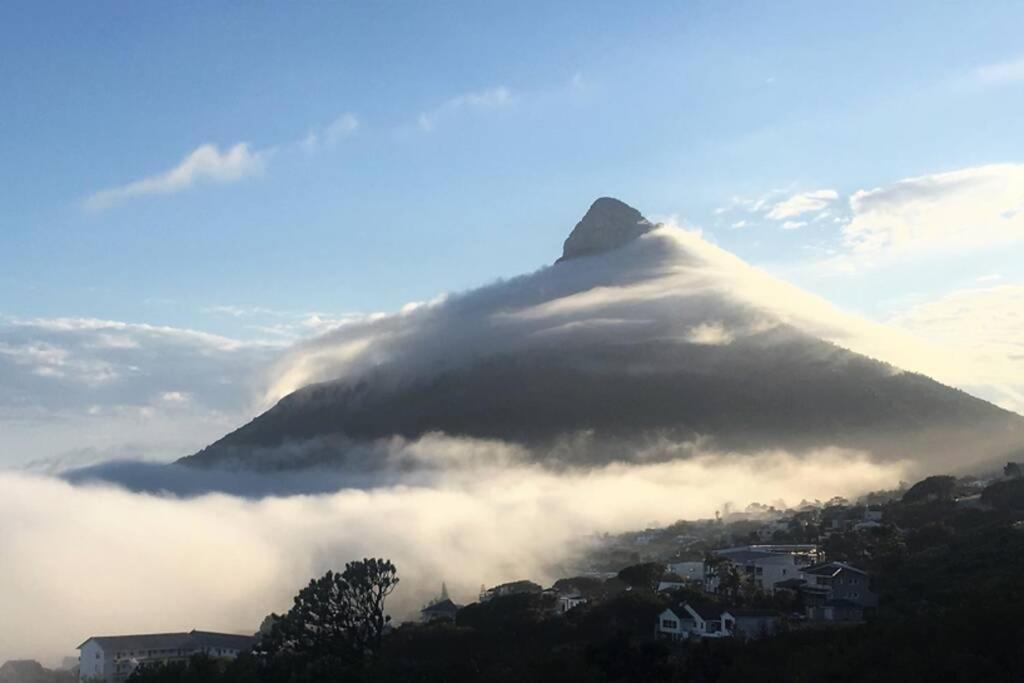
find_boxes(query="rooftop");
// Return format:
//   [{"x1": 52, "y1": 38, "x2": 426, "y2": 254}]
[{"x1": 77, "y1": 630, "x2": 256, "y2": 653}]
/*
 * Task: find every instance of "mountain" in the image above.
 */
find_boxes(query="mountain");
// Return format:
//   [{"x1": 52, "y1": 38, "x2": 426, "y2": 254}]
[{"x1": 180, "y1": 198, "x2": 1024, "y2": 474}]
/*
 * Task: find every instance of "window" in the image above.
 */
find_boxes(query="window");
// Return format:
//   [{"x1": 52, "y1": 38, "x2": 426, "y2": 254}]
[{"x1": 661, "y1": 619, "x2": 679, "y2": 629}]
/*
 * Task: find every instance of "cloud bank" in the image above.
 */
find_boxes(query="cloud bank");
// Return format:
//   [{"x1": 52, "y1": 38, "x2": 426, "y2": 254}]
[
  {"x1": 842, "y1": 163, "x2": 1024, "y2": 256},
  {"x1": 0, "y1": 316, "x2": 281, "y2": 468},
  {"x1": 0, "y1": 442, "x2": 905, "y2": 666}
]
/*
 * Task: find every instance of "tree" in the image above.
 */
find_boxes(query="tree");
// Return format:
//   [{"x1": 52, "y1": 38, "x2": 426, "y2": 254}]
[
  {"x1": 901, "y1": 475, "x2": 958, "y2": 504},
  {"x1": 1004, "y1": 462, "x2": 1022, "y2": 479},
  {"x1": 616, "y1": 562, "x2": 667, "y2": 592},
  {"x1": 256, "y1": 558, "x2": 398, "y2": 669}
]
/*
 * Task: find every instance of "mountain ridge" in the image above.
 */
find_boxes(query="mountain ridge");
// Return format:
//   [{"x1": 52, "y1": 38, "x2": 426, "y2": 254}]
[{"x1": 180, "y1": 198, "x2": 1024, "y2": 475}]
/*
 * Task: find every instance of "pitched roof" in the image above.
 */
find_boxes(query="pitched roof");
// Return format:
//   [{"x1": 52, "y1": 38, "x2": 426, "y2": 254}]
[
  {"x1": 77, "y1": 630, "x2": 256, "y2": 652},
  {"x1": 803, "y1": 562, "x2": 866, "y2": 577},
  {"x1": 715, "y1": 549, "x2": 777, "y2": 562},
  {"x1": 188, "y1": 631, "x2": 257, "y2": 651},
  {"x1": 421, "y1": 598, "x2": 460, "y2": 613},
  {"x1": 683, "y1": 601, "x2": 726, "y2": 621}
]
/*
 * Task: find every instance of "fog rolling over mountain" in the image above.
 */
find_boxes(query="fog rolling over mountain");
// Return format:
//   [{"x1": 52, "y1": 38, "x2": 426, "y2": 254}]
[{"x1": 181, "y1": 198, "x2": 1024, "y2": 475}]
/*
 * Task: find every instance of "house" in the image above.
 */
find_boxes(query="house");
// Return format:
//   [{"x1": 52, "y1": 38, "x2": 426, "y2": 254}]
[
  {"x1": 863, "y1": 507, "x2": 883, "y2": 522},
  {"x1": 756, "y1": 519, "x2": 791, "y2": 542},
  {"x1": 77, "y1": 630, "x2": 255, "y2": 682},
  {"x1": 420, "y1": 598, "x2": 461, "y2": 623},
  {"x1": 655, "y1": 602, "x2": 729, "y2": 641},
  {"x1": 708, "y1": 546, "x2": 812, "y2": 592},
  {"x1": 555, "y1": 592, "x2": 587, "y2": 614},
  {"x1": 656, "y1": 602, "x2": 781, "y2": 641},
  {"x1": 801, "y1": 562, "x2": 877, "y2": 610},
  {"x1": 656, "y1": 572, "x2": 689, "y2": 593},
  {"x1": 479, "y1": 580, "x2": 542, "y2": 602}
]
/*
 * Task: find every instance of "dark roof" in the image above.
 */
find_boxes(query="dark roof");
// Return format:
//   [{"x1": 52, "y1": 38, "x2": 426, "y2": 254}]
[
  {"x1": 681, "y1": 601, "x2": 725, "y2": 621},
  {"x1": 421, "y1": 599, "x2": 460, "y2": 614},
  {"x1": 774, "y1": 578, "x2": 806, "y2": 589},
  {"x1": 78, "y1": 630, "x2": 256, "y2": 652},
  {"x1": 715, "y1": 549, "x2": 777, "y2": 562},
  {"x1": 188, "y1": 631, "x2": 257, "y2": 651}
]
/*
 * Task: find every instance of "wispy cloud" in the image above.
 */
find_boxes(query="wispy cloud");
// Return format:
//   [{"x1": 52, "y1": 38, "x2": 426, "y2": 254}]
[
  {"x1": 766, "y1": 189, "x2": 839, "y2": 221},
  {"x1": 417, "y1": 86, "x2": 514, "y2": 132},
  {"x1": 301, "y1": 112, "x2": 360, "y2": 153},
  {"x1": 84, "y1": 143, "x2": 267, "y2": 211}
]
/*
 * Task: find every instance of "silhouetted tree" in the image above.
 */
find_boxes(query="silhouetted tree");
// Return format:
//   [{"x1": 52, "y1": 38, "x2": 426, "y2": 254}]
[
  {"x1": 255, "y1": 558, "x2": 398, "y2": 670},
  {"x1": 902, "y1": 475, "x2": 958, "y2": 504}
]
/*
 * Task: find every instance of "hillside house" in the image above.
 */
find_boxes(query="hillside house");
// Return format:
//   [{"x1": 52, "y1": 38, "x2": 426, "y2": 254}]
[
  {"x1": 655, "y1": 602, "x2": 781, "y2": 641},
  {"x1": 77, "y1": 630, "x2": 255, "y2": 682},
  {"x1": 803, "y1": 562, "x2": 876, "y2": 607},
  {"x1": 479, "y1": 580, "x2": 543, "y2": 602},
  {"x1": 420, "y1": 598, "x2": 461, "y2": 623},
  {"x1": 707, "y1": 546, "x2": 812, "y2": 592}
]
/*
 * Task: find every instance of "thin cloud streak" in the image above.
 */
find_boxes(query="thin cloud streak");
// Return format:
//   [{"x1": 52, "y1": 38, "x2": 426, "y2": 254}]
[
  {"x1": 417, "y1": 86, "x2": 514, "y2": 132},
  {"x1": 84, "y1": 143, "x2": 268, "y2": 211}
]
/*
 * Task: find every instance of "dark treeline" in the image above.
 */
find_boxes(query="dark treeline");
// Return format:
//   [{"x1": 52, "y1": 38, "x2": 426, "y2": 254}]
[{"x1": 128, "y1": 475, "x2": 1024, "y2": 682}]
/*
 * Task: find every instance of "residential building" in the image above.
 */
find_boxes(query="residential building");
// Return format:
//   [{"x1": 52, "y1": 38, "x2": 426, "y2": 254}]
[
  {"x1": 77, "y1": 630, "x2": 255, "y2": 682},
  {"x1": 479, "y1": 580, "x2": 542, "y2": 602},
  {"x1": 655, "y1": 602, "x2": 781, "y2": 641},
  {"x1": 555, "y1": 592, "x2": 586, "y2": 614},
  {"x1": 801, "y1": 562, "x2": 877, "y2": 610},
  {"x1": 420, "y1": 599, "x2": 461, "y2": 623},
  {"x1": 708, "y1": 546, "x2": 815, "y2": 592}
]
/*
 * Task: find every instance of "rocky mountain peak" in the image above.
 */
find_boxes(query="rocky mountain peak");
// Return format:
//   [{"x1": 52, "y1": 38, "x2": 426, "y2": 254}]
[{"x1": 557, "y1": 197, "x2": 658, "y2": 263}]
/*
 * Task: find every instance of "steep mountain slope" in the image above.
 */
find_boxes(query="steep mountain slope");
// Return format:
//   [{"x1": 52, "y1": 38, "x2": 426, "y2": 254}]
[{"x1": 180, "y1": 198, "x2": 1024, "y2": 473}]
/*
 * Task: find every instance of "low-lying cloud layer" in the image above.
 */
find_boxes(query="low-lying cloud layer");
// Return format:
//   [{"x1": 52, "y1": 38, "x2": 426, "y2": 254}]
[{"x1": 0, "y1": 438, "x2": 906, "y2": 666}]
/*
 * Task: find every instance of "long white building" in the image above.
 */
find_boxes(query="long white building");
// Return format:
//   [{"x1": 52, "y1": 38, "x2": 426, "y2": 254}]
[{"x1": 77, "y1": 630, "x2": 256, "y2": 682}]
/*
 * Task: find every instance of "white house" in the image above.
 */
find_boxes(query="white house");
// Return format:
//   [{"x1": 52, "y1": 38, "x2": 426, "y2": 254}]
[
  {"x1": 707, "y1": 547, "x2": 807, "y2": 593},
  {"x1": 77, "y1": 630, "x2": 255, "y2": 682},
  {"x1": 655, "y1": 603, "x2": 731, "y2": 641},
  {"x1": 556, "y1": 592, "x2": 587, "y2": 613},
  {"x1": 656, "y1": 602, "x2": 781, "y2": 641}
]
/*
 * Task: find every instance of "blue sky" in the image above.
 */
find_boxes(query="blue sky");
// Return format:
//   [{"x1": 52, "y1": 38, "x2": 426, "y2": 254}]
[
  {"x1": 2, "y1": 1, "x2": 1023, "y2": 330},
  {"x1": 3, "y1": 1, "x2": 1024, "y2": 466}
]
